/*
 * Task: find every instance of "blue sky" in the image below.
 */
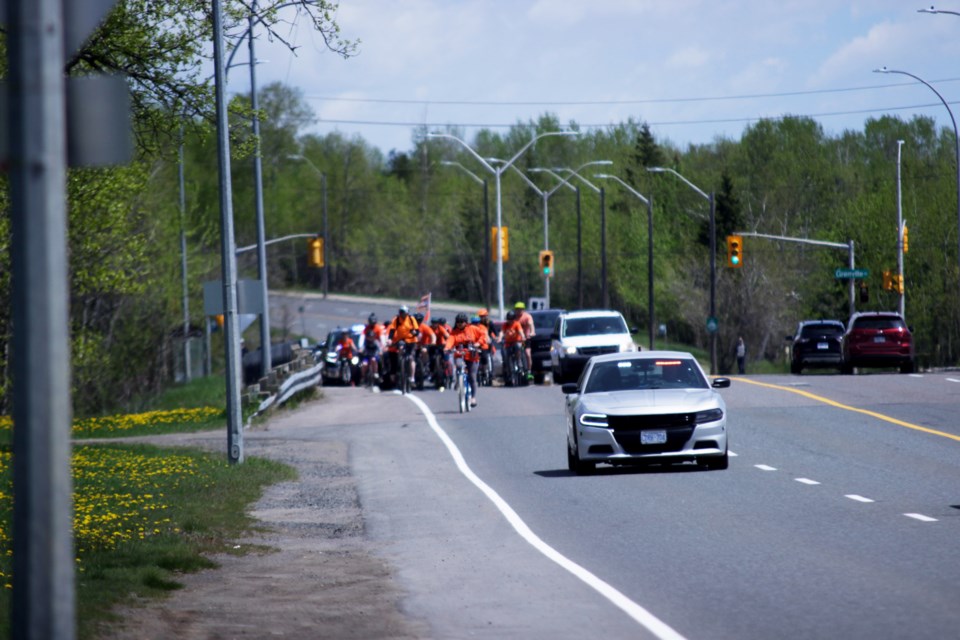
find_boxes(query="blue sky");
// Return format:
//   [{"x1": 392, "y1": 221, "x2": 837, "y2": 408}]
[{"x1": 231, "y1": 0, "x2": 960, "y2": 155}]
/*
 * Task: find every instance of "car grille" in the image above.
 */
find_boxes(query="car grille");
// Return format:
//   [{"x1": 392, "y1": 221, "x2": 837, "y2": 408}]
[
  {"x1": 577, "y1": 345, "x2": 619, "y2": 356},
  {"x1": 530, "y1": 338, "x2": 551, "y2": 354},
  {"x1": 608, "y1": 414, "x2": 695, "y2": 453}
]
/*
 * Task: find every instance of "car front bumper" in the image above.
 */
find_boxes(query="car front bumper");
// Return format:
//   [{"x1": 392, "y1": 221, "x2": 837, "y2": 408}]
[{"x1": 574, "y1": 420, "x2": 727, "y2": 464}]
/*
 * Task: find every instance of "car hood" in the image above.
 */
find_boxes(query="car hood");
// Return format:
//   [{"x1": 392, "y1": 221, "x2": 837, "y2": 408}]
[
  {"x1": 579, "y1": 389, "x2": 721, "y2": 414},
  {"x1": 557, "y1": 334, "x2": 633, "y2": 347}
]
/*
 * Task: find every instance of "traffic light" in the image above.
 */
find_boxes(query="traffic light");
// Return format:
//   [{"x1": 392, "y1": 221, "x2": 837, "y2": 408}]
[
  {"x1": 726, "y1": 234, "x2": 743, "y2": 268},
  {"x1": 539, "y1": 250, "x2": 554, "y2": 277},
  {"x1": 859, "y1": 281, "x2": 869, "y2": 303},
  {"x1": 882, "y1": 270, "x2": 892, "y2": 291},
  {"x1": 307, "y1": 236, "x2": 324, "y2": 267},
  {"x1": 902, "y1": 225, "x2": 909, "y2": 253},
  {"x1": 894, "y1": 274, "x2": 905, "y2": 294}
]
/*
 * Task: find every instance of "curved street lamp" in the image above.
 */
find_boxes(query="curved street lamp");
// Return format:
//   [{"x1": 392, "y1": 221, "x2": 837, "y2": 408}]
[
  {"x1": 647, "y1": 166, "x2": 717, "y2": 375},
  {"x1": 440, "y1": 161, "x2": 491, "y2": 309},
  {"x1": 427, "y1": 130, "x2": 579, "y2": 319},
  {"x1": 874, "y1": 66, "x2": 960, "y2": 318},
  {"x1": 596, "y1": 174, "x2": 655, "y2": 349}
]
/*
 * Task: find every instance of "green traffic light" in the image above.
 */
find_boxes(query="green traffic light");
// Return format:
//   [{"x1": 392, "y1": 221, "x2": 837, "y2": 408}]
[{"x1": 731, "y1": 255, "x2": 740, "y2": 265}]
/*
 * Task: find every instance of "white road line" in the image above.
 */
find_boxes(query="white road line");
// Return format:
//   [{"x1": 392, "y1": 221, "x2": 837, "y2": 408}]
[
  {"x1": 403, "y1": 393, "x2": 687, "y2": 640},
  {"x1": 845, "y1": 494, "x2": 875, "y2": 503},
  {"x1": 904, "y1": 513, "x2": 938, "y2": 522},
  {"x1": 754, "y1": 464, "x2": 778, "y2": 471},
  {"x1": 729, "y1": 450, "x2": 739, "y2": 457},
  {"x1": 795, "y1": 478, "x2": 820, "y2": 485},
  {"x1": 947, "y1": 378, "x2": 960, "y2": 384}
]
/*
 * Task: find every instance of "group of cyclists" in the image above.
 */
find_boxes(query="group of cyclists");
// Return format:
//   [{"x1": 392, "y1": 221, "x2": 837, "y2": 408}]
[{"x1": 330, "y1": 301, "x2": 537, "y2": 407}]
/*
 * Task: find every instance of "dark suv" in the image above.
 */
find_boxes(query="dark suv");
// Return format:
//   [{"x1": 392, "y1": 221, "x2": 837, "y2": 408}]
[
  {"x1": 841, "y1": 311, "x2": 914, "y2": 374},
  {"x1": 790, "y1": 320, "x2": 845, "y2": 374},
  {"x1": 528, "y1": 308, "x2": 564, "y2": 384}
]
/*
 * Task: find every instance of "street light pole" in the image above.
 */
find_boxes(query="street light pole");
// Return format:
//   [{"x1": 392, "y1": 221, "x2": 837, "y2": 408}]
[
  {"x1": 548, "y1": 166, "x2": 613, "y2": 307},
  {"x1": 440, "y1": 161, "x2": 491, "y2": 309},
  {"x1": 427, "y1": 130, "x2": 579, "y2": 319},
  {"x1": 875, "y1": 66, "x2": 960, "y2": 327},
  {"x1": 596, "y1": 174, "x2": 655, "y2": 350},
  {"x1": 648, "y1": 167, "x2": 717, "y2": 375}
]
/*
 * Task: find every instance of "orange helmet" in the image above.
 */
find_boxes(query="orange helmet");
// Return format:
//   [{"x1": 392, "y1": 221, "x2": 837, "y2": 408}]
[{"x1": 478, "y1": 308, "x2": 489, "y2": 317}]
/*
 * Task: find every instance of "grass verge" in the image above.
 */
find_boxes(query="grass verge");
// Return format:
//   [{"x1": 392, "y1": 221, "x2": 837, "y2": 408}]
[{"x1": 0, "y1": 376, "x2": 302, "y2": 639}]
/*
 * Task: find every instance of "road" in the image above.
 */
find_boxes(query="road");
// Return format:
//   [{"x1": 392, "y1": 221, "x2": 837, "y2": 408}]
[{"x1": 270, "y1": 293, "x2": 960, "y2": 638}]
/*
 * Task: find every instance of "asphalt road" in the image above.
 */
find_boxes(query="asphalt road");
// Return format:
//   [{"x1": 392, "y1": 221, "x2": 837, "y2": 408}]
[{"x1": 273, "y1": 293, "x2": 960, "y2": 638}]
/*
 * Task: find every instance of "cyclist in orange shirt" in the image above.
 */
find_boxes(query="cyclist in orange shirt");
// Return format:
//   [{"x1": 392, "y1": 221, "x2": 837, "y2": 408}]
[
  {"x1": 361, "y1": 313, "x2": 385, "y2": 383},
  {"x1": 514, "y1": 301, "x2": 535, "y2": 379},
  {"x1": 386, "y1": 305, "x2": 420, "y2": 386},
  {"x1": 444, "y1": 313, "x2": 487, "y2": 407},
  {"x1": 414, "y1": 312, "x2": 436, "y2": 387}
]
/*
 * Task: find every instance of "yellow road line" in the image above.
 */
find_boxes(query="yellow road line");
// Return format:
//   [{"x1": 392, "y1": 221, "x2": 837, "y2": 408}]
[{"x1": 732, "y1": 377, "x2": 960, "y2": 443}]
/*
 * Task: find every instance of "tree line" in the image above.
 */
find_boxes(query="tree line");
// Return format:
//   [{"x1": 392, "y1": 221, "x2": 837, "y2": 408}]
[{"x1": 2, "y1": 2, "x2": 958, "y2": 416}]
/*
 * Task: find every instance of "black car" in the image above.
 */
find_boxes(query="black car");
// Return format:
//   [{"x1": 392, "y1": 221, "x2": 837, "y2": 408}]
[
  {"x1": 790, "y1": 320, "x2": 845, "y2": 374},
  {"x1": 528, "y1": 308, "x2": 564, "y2": 383}
]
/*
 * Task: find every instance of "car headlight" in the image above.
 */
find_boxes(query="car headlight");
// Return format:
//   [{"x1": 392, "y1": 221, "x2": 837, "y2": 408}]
[
  {"x1": 564, "y1": 346, "x2": 578, "y2": 355},
  {"x1": 579, "y1": 413, "x2": 609, "y2": 427},
  {"x1": 694, "y1": 408, "x2": 723, "y2": 424},
  {"x1": 326, "y1": 353, "x2": 338, "y2": 363},
  {"x1": 350, "y1": 356, "x2": 359, "y2": 365},
  {"x1": 620, "y1": 340, "x2": 636, "y2": 352}
]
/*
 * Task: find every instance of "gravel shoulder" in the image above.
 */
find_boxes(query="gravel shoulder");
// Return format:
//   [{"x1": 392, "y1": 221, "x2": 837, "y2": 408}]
[{"x1": 96, "y1": 389, "x2": 432, "y2": 640}]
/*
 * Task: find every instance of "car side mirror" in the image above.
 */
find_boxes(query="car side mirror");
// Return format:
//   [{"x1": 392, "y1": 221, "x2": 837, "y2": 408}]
[
  {"x1": 711, "y1": 377, "x2": 731, "y2": 388},
  {"x1": 561, "y1": 382, "x2": 579, "y2": 395}
]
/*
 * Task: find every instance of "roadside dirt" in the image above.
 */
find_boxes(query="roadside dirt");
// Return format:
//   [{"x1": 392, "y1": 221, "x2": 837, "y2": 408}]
[{"x1": 95, "y1": 392, "x2": 431, "y2": 640}]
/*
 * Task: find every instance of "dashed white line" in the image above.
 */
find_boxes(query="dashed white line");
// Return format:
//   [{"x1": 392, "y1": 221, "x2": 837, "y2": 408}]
[
  {"x1": 904, "y1": 513, "x2": 938, "y2": 522},
  {"x1": 947, "y1": 378, "x2": 960, "y2": 384},
  {"x1": 845, "y1": 494, "x2": 875, "y2": 503},
  {"x1": 795, "y1": 478, "x2": 820, "y2": 485},
  {"x1": 754, "y1": 464, "x2": 778, "y2": 471}
]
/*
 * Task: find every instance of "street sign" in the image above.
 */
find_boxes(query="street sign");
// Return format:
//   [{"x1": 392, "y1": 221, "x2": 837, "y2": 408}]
[
  {"x1": 706, "y1": 316, "x2": 719, "y2": 333},
  {"x1": 834, "y1": 268, "x2": 869, "y2": 279}
]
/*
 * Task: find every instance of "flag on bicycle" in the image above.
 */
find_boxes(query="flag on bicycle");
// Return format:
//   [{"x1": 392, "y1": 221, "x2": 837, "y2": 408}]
[{"x1": 416, "y1": 292, "x2": 431, "y2": 322}]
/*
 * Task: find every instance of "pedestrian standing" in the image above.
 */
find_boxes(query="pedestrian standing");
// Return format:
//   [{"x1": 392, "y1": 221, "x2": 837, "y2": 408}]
[{"x1": 736, "y1": 336, "x2": 746, "y2": 374}]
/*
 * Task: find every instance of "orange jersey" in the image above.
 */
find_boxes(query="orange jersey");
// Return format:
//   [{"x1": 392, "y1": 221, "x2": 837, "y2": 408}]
[
  {"x1": 502, "y1": 319, "x2": 525, "y2": 345},
  {"x1": 388, "y1": 314, "x2": 420, "y2": 344},
  {"x1": 444, "y1": 324, "x2": 487, "y2": 361},
  {"x1": 432, "y1": 323, "x2": 451, "y2": 344},
  {"x1": 336, "y1": 336, "x2": 356, "y2": 359},
  {"x1": 417, "y1": 323, "x2": 437, "y2": 346},
  {"x1": 363, "y1": 322, "x2": 385, "y2": 346}
]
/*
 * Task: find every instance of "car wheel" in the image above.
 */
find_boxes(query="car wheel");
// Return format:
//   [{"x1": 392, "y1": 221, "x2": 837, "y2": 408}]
[
  {"x1": 840, "y1": 362, "x2": 853, "y2": 375},
  {"x1": 900, "y1": 360, "x2": 915, "y2": 374},
  {"x1": 701, "y1": 449, "x2": 729, "y2": 470},
  {"x1": 567, "y1": 438, "x2": 595, "y2": 475},
  {"x1": 533, "y1": 372, "x2": 545, "y2": 385},
  {"x1": 790, "y1": 361, "x2": 801, "y2": 375}
]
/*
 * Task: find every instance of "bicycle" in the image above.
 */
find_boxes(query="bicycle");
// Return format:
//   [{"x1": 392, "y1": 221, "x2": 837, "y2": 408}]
[
  {"x1": 399, "y1": 341, "x2": 417, "y2": 395},
  {"x1": 451, "y1": 346, "x2": 475, "y2": 413},
  {"x1": 503, "y1": 341, "x2": 527, "y2": 387}
]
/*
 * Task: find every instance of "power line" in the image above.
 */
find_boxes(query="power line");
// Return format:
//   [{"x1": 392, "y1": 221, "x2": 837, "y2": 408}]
[{"x1": 302, "y1": 77, "x2": 960, "y2": 107}]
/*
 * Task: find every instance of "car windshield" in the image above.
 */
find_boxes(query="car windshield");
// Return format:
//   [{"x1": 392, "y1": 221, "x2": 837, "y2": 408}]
[
  {"x1": 801, "y1": 324, "x2": 843, "y2": 338},
  {"x1": 854, "y1": 317, "x2": 905, "y2": 331},
  {"x1": 584, "y1": 358, "x2": 707, "y2": 393},
  {"x1": 532, "y1": 312, "x2": 560, "y2": 332},
  {"x1": 563, "y1": 316, "x2": 627, "y2": 337}
]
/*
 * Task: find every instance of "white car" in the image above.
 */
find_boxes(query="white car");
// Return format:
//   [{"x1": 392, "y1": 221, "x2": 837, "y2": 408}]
[
  {"x1": 550, "y1": 309, "x2": 637, "y2": 383},
  {"x1": 563, "y1": 351, "x2": 731, "y2": 474}
]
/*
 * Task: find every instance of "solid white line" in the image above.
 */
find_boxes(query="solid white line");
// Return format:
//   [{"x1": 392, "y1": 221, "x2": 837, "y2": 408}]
[
  {"x1": 904, "y1": 513, "x2": 938, "y2": 522},
  {"x1": 795, "y1": 478, "x2": 820, "y2": 485},
  {"x1": 755, "y1": 464, "x2": 778, "y2": 471},
  {"x1": 403, "y1": 393, "x2": 687, "y2": 640},
  {"x1": 947, "y1": 378, "x2": 960, "y2": 384},
  {"x1": 845, "y1": 494, "x2": 875, "y2": 503}
]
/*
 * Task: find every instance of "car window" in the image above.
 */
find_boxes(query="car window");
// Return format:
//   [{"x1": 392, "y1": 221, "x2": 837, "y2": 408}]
[
  {"x1": 563, "y1": 316, "x2": 628, "y2": 337},
  {"x1": 853, "y1": 317, "x2": 905, "y2": 331},
  {"x1": 800, "y1": 324, "x2": 843, "y2": 338},
  {"x1": 532, "y1": 312, "x2": 560, "y2": 333},
  {"x1": 584, "y1": 358, "x2": 707, "y2": 392}
]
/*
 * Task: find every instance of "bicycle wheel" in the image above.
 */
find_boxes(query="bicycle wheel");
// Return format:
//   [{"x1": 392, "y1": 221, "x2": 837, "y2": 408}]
[
  {"x1": 465, "y1": 373, "x2": 473, "y2": 412},
  {"x1": 457, "y1": 368, "x2": 466, "y2": 413}
]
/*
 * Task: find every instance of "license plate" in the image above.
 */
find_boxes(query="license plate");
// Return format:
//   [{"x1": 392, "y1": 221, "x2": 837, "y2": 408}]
[
  {"x1": 873, "y1": 336, "x2": 886, "y2": 343},
  {"x1": 542, "y1": 359, "x2": 552, "y2": 367},
  {"x1": 641, "y1": 430, "x2": 667, "y2": 445},
  {"x1": 817, "y1": 342, "x2": 828, "y2": 350}
]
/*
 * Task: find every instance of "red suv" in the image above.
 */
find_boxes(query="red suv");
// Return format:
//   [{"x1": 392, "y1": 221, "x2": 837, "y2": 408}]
[{"x1": 841, "y1": 311, "x2": 914, "y2": 374}]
